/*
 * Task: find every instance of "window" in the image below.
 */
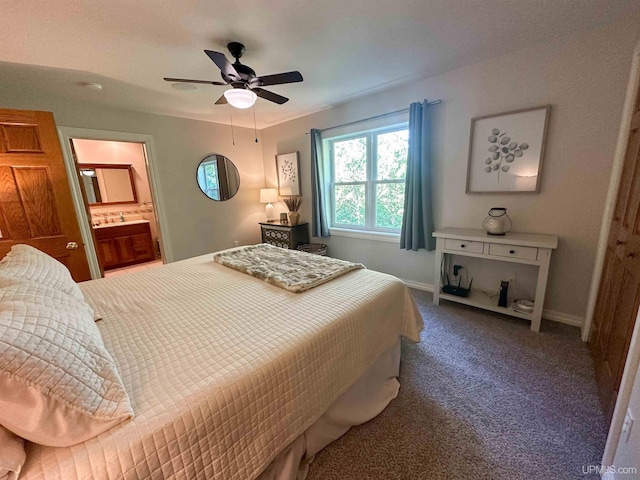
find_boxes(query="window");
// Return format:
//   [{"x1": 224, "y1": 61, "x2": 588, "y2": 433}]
[
  {"x1": 197, "y1": 160, "x2": 220, "y2": 200},
  {"x1": 328, "y1": 126, "x2": 408, "y2": 234}
]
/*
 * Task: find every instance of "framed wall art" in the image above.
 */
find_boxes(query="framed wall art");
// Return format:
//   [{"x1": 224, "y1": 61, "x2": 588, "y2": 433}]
[
  {"x1": 276, "y1": 152, "x2": 301, "y2": 196},
  {"x1": 465, "y1": 105, "x2": 551, "y2": 193}
]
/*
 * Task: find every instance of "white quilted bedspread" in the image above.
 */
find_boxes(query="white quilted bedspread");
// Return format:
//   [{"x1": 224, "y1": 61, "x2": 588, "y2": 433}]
[{"x1": 20, "y1": 254, "x2": 423, "y2": 480}]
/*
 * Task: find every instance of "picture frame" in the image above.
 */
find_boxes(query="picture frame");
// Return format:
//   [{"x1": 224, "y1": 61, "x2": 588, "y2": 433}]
[
  {"x1": 275, "y1": 152, "x2": 301, "y2": 196},
  {"x1": 466, "y1": 105, "x2": 551, "y2": 193}
]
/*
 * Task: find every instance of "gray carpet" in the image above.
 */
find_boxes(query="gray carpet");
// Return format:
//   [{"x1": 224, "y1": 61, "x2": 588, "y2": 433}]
[{"x1": 306, "y1": 289, "x2": 608, "y2": 480}]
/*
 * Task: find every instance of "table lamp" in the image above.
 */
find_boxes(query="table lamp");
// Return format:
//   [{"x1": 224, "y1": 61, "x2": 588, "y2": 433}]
[{"x1": 260, "y1": 188, "x2": 278, "y2": 222}]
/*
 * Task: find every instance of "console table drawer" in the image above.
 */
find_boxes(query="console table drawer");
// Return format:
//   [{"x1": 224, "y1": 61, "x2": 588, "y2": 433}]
[
  {"x1": 444, "y1": 238, "x2": 484, "y2": 253},
  {"x1": 488, "y1": 243, "x2": 538, "y2": 261}
]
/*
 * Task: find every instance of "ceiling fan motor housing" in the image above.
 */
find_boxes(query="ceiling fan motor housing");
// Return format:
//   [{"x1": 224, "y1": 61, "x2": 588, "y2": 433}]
[
  {"x1": 225, "y1": 63, "x2": 256, "y2": 88},
  {"x1": 223, "y1": 42, "x2": 255, "y2": 88}
]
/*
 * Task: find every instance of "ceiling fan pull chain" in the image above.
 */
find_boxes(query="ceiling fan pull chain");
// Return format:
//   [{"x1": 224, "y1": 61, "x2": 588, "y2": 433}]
[
  {"x1": 253, "y1": 104, "x2": 258, "y2": 143},
  {"x1": 230, "y1": 111, "x2": 235, "y2": 146}
]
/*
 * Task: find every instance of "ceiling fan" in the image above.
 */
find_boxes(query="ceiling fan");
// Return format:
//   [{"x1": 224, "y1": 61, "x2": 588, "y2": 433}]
[{"x1": 164, "y1": 42, "x2": 303, "y2": 109}]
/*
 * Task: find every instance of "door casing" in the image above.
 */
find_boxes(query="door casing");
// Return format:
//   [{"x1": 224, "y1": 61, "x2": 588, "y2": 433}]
[
  {"x1": 597, "y1": 39, "x2": 640, "y2": 468},
  {"x1": 57, "y1": 127, "x2": 173, "y2": 279}
]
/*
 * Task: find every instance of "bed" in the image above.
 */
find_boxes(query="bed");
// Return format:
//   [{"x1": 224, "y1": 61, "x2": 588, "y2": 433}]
[{"x1": 2, "y1": 247, "x2": 423, "y2": 479}]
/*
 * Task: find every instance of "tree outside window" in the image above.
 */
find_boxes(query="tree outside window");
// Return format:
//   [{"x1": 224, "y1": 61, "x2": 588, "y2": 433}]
[
  {"x1": 329, "y1": 126, "x2": 408, "y2": 233},
  {"x1": 198, "y1": 161, "x2": 220, "y2": 200}
]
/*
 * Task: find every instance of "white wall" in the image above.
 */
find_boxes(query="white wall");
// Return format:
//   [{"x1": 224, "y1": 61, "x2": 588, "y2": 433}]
[
  {"x1": 0, "y1": 93, "x2": 266, "y2": 261},
  {"x1": 260, "y1": 15, "x2": 640, "y2": 318}
]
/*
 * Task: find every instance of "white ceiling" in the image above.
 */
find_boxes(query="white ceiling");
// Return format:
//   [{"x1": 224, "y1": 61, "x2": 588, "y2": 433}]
[{"x1": 2, "y1": 0, "x2": 640, "y2": 129}]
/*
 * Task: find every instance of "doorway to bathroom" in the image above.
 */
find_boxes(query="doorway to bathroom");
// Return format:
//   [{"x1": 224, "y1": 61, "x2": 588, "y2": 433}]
[
  {"x1": 58, "y1": 127, "x2": 172, "y2": 279},
  {"x1": 71, "y1": 138, "x2": 163, "y2": 277}
]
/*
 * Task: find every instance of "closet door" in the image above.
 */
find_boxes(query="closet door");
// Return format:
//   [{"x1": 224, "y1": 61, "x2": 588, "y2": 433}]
[
  {"x1": 590, "y1": 82, "x2": 640, "y2": 421},
  {"x1": 0, "y1": 109, "x2": 91, "y2": 281}
]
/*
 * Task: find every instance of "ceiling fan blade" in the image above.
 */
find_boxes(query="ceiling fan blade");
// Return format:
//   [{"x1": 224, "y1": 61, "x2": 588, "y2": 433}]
[
  {"x1": 254, "y1": 71, "x2": 303, "y2": 87},
  {"x1": 204, "y1": 50, "x2": 241, "y2": 81},
  {"x1": 164, "y1": 77, "x2": 226, "y2": 85},
  {"x1": 253, "y1": 88, "x2": 289, "y2": 105},
  {"x1": 215, "y1": 94, "x2": 228, "y2": 105}
]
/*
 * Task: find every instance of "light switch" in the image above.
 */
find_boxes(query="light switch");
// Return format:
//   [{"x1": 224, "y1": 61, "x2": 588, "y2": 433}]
[{"x1": 622, "y1": 408, "x2": 634, "y2": 443}]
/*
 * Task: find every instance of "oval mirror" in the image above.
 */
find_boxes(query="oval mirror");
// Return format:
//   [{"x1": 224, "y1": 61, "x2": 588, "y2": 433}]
[{"x1": 196, "y1": 154, "x2": 240, "y2": 201}]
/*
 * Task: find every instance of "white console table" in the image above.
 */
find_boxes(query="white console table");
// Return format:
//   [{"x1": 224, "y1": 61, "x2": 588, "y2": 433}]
[{"x1": 433, "y1": 228, "x2": 558, "y2": 332}]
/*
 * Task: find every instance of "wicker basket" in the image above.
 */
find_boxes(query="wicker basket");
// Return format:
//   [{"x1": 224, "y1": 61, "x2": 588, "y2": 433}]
[{"x1": 297, "y1": 243, "x2": 328, "y2": 256}]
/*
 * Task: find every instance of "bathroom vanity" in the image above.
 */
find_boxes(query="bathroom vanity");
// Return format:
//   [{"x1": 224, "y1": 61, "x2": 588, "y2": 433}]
[{"x1": 94, "y1": 220, "x2": 155, "y2": 270}]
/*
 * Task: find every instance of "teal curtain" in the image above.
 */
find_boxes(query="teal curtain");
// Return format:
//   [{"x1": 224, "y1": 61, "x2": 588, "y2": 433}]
[
  {"x1": 400, "y1": 101, "x2": 435, "y2": 251},
  {"x1": 310, "y1": 128, "x2": 330, "y2": 237}
]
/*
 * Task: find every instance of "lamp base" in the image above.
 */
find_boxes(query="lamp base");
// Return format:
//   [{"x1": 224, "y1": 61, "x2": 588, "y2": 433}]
[{"x1": 265, "y1": 203, "x2": 276, "y2": 222}]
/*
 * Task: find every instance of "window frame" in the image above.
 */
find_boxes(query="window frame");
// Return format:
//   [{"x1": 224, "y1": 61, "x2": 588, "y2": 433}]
[
  {"x1": 327, "y1": 124, "x2": 408, "y2": 235},
  {"x1": 198, "y1": 160, "x2": 220, "y2": 200}
]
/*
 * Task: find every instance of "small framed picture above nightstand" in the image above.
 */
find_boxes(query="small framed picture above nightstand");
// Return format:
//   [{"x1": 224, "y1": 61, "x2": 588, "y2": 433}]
[{"x1": 260, "y1": 221, "x2": 309, "y2": 250}]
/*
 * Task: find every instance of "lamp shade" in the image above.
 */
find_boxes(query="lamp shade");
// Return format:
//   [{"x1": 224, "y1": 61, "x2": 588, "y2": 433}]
[
  {"x1": 224, "y1": 89, "x2": 257, "y2": 109},
  {"x1": 260, "y1": 188, "x2": 278, "y2": 204}
]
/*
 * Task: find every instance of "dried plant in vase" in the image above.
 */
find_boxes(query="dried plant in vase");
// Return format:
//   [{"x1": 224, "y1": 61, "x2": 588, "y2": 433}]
[
  {"x1": 282, "y1": 195, "x2": 302, "y2": 212},
  {"x1": 282, "y1": 195, "x2": 302, "y2": 225}
]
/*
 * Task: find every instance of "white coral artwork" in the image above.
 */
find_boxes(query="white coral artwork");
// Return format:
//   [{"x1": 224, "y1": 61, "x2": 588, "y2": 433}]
[
  {"x1": 280, "y1": 158, "x2": 297, "y2": 183},
  {"x1": 466, "y1": 106, "x2": 550, "y2": 193},
  {"x1": 276, "y1": 152, "x2": 301, "y2": 196},
  {"x1": 484, "y1": 128, "x2": 530, "y2": 182}
]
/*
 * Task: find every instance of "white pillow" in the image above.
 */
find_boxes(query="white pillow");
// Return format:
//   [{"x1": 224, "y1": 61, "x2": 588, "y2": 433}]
[
  {"x1": 0, "y1": 274, "x2": 96, "y2": 320},
  {"x1": 0, "y1": 244, "x2": 85, "y2": 302},
  {"x1": 0, "y1": 244, "x2": 101, "y2": 321},
  {"x1": 0, "y1": 425, "x2": 25, "y2": 480},
  {"x1": 0, "y1": 298, "x2": 133, "y2": 447}
]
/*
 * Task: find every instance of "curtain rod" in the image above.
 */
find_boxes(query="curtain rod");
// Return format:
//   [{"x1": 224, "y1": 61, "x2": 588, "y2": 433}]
[{"x1": 305, "y1": 99, "x2": 441, "y2": 136}]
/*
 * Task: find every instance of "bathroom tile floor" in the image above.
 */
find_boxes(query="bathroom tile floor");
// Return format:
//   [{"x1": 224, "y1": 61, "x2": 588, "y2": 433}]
[{"x1": 103, "y1": 259, "x2": 164, "y2": 278}]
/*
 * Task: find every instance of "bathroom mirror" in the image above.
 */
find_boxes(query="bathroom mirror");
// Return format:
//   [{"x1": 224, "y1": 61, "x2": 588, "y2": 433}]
[
  {"x1": 196, "y1": 154, "x2": 240, "y2": 201},
  {"x1": 79, "y1": 163, "x2": 138, "y2": 206}
]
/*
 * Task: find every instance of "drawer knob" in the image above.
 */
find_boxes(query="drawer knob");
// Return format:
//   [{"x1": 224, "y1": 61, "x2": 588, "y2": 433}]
[
  {"x1": 509, "y1": 250, "x2": 515, "y2": 254},
  {"x1": 460, "y1": 244, "x2": 466, "y2": 248},
  {"x1": 616, "y1": 240, "x2": 626, "y2": 246},
  {"x1": 629, "y1": 252, "x2": 636, "y2": 259}
]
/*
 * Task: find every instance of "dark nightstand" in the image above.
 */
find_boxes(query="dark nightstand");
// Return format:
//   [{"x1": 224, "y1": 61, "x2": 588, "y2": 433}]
[{"x1": 260, "y1": 221, "x2": 310, "y2": 249}]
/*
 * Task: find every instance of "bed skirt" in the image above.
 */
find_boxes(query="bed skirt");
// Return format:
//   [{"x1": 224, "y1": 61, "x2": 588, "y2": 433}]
[{"x1": 257, "y1": 338, "x2": 402, "y2": 480}]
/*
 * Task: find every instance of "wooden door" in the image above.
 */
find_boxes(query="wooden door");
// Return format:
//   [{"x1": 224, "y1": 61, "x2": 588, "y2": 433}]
[
  {"x1": 590, "y1": 81, "x2": 640, "y2": 421},
  {"x1": 0, "y1": 109, "x2": 91, "y2": 281}
]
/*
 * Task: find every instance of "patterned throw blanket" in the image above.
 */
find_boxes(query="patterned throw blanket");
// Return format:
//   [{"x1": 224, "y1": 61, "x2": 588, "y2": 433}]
[{"x1": 213, "y1": 243, "x2": 365, "y2": 293}]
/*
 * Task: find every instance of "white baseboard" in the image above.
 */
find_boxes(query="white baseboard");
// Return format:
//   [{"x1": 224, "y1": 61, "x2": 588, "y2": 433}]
[
  {"x1": 402, "y1": 280, "x2": 585, "y2": 329},
  {"x1": 401, "y1": 279, "x2": 433, "y2": 292},
  {"x1": 541, "y1": 309, "x2": 584, "y2": 328}
]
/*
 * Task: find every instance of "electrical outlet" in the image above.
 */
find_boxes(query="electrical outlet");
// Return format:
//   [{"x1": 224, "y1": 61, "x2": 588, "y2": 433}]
[
  {"x1": 234, "y1": 240, "x2": 239, "y2": 247},
  {"x1": 622, "y1": 409, "x2": 634, "y2": 443}
]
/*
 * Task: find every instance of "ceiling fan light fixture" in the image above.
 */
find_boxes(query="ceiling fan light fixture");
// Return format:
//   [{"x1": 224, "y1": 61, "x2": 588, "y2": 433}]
[{"x1": 224, "y1": 88, "x2": 257, "y2": 109}]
